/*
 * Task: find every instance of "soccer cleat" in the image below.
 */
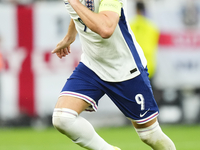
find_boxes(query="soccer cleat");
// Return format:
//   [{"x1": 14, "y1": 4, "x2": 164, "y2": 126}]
[{"x1": 113, "y1": 146, "x2": 121, "y2": 150}]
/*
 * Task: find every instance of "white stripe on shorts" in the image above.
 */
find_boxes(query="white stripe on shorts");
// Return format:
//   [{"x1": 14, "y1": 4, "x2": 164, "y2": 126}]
[
  {"x1": 129, "y1": 111, "x2": 159, "y2": 124},
  {"x1": 59, "y1": 91, "x2": 98, "y2": 112}
]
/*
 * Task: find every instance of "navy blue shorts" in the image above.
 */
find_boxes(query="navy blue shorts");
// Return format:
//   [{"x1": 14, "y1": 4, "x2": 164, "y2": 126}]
[{"x1": 60, "y1": 62, "x2": 159, "y2": 124}]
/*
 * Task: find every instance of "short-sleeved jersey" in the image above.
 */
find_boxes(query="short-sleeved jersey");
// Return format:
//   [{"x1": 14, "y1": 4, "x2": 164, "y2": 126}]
[{"x1": 63, "y1": 0, "x2": 147, "y2": 82}]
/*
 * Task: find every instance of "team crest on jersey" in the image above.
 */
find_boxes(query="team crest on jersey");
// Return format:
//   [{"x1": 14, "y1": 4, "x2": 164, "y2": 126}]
[{"x1": 85, "y1": 0, "x2": 95, "y2": 11}]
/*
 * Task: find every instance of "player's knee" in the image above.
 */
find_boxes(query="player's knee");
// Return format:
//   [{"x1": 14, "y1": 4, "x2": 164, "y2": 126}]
[
  {"x1": 135, "y1": 121, "x2": 159, "y2": 144},
  {"x1": 139, "y1": 135, "x2": 152, "y2": 145},
  {"x1": 52, "y1": 115, "x2": 67, "y2": 134},
  {"x1": 52, "y1": 108, "x2": 78, "y2": 134},
  {"x1": 135, "y1": 121, "x2": 176, "y2": 150}
]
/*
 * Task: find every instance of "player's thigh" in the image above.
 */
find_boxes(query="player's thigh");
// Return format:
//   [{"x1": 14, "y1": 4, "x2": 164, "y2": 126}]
[
  {"x1": 55, "y1": 96, "x2": 91, "y2": 114},
  {"x1": 107, "y1": 71, "x2": 158, "y2": 122},
  {"x1": 131, "y1": 117, "x2": 157, "y2": 129}
]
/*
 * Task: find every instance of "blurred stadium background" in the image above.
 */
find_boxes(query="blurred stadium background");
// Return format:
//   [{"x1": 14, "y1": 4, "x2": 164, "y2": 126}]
[{"x1": 0, "y1": 0, "x2": 200, "y2": 149}]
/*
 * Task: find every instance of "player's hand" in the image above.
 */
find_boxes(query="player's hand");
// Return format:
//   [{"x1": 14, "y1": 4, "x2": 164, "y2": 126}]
[{"x1": 52, "y1": 40, "x2": 71, "y2": 59}]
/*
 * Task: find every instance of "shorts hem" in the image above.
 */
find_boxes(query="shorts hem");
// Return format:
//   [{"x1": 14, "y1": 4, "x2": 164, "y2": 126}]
[
  {"x1": 59, "y1": 91, "x2": 98, "y2": 112},
  {"x1": 128, "y1": 111, "x2": 159, "y2": 124}
]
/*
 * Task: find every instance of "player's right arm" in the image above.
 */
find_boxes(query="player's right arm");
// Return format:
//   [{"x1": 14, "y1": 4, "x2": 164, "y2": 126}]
[
  {"x1": 52, "y1": 19, "x2": 77, "y2": 59},
  {"x1": 68, "y1": 0, "x2": 121, "y2": 39}
]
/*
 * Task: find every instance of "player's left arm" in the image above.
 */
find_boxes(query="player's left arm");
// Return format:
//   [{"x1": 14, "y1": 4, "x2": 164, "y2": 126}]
[
  {"x1": 68, "y1": 0, "x2": 122, "y2": 39},
  {"x1": 52, "y1": 19, "x2": 77, "y2": 58}
]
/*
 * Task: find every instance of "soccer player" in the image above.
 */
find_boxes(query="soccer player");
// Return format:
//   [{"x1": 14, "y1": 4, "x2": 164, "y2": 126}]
[
  {"x1": 129, "y1": 1, "x2": 160, "y2": 80},
  {"x1": 51, "y1": 0, "x2": 176, "y2": 150}
]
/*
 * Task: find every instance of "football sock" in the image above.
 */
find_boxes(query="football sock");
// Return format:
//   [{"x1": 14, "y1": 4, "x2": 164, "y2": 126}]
[
  {"x1": 52, "y1": 108, "x2": 114, "y2": 150},
  {"x1": 135, "y1": 121, "x2": 176, "y2": 150}
]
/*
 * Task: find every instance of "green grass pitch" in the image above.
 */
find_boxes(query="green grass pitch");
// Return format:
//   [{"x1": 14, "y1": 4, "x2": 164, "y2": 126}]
[{"x1": 0, "y1": 125, "x2": 200, "y2": 150}]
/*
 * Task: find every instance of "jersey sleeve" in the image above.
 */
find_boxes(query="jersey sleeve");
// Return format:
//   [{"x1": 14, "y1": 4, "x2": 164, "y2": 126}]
[{"x1": 99, "y1": 0, "x2": 122, "y2": 16}]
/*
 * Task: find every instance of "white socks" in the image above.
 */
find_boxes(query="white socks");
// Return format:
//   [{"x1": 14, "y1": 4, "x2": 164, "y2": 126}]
[
  {"x1": 135, "y1": 121, "x2": 176, "y2": 150},
  {"x1": 52, "y1": 108, "x2": 176, "y2": 150},
  {"x1": 52, "y1": 108, "x2": 114, "y2": 150}
]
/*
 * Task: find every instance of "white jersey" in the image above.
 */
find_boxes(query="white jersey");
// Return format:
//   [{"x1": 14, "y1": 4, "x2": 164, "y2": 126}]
[{"x1": 64, "y1": 0, "x2": 147, "y2": 82}]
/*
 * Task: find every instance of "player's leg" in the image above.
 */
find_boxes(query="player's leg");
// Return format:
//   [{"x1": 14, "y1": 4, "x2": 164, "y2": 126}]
[
  {"x1": 102, "y1": 66, "x2": 176, "y2": 150},
  {"x1": 51, "y1": 61, "x2": 118, "y2": 150},
  {"x1": 132, "y1": 117, "x2": 176, "y2": 150},
  {"x1": 52, "y1": 95, "x2": 116, "y2": 150}
]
